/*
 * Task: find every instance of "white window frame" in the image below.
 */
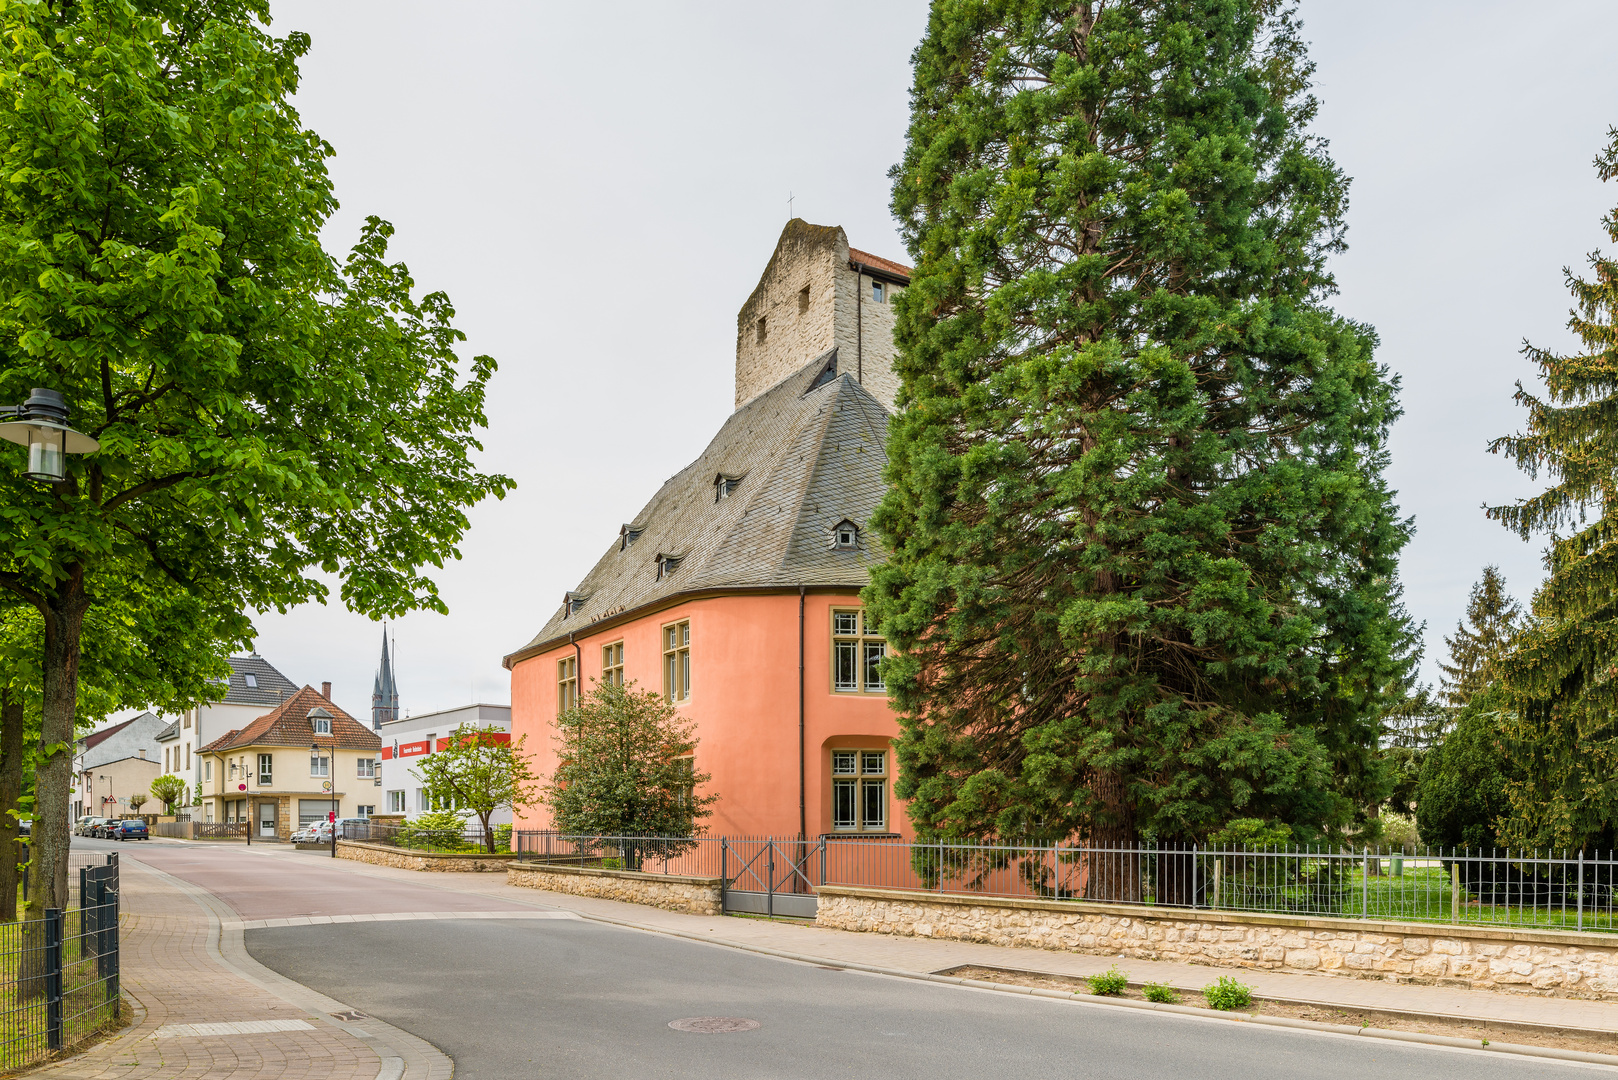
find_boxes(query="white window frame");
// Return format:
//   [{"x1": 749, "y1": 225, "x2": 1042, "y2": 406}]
[
  {"x1": 310, "y1": 753, "x2": 330, "y2": 779},
  {"x1": 257, "y1": 753, "x2": 273, "y2": 786}
]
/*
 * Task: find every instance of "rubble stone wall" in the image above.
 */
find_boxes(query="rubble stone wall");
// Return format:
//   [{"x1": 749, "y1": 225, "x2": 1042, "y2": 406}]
[
  {"x1": 507, "y1": 861, "x2": 722, "y2": 916},
  {"x1": 335, "y1": 840, "x2": 510, "y2": 873}
]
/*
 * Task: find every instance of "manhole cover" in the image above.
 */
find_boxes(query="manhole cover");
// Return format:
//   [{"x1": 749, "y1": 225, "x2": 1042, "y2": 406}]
[{"x1": 668, "y1": 1017, "x2": 760, "y2": 1033}]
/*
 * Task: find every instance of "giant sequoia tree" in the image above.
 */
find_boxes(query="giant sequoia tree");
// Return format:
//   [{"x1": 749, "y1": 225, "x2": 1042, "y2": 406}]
[
  {"x1": 867, "y1": 1, "x2": 1411, "y2": 859},
  {"x1": 1489, "y1": 129, "x2": 1618, "y2": 851},
  {"x1": 0, "y1": 1, "x2": 510, "y2": 917}
]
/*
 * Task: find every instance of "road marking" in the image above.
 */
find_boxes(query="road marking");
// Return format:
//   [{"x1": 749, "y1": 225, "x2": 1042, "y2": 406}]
[
  {"x1": 231, "y1": 910, "x2": 580, "y2": 930},
  {"x1": 154, "y1": 1019, "x2": 315, "y2": 1038}
]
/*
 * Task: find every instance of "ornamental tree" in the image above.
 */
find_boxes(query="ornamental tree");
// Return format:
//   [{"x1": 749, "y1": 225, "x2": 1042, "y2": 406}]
[
  {"x1": 866, "y1": 1, "x2": 1411, "y2": 877},
  {"x1": 150, "y1": 773, "x2": 188, "y2": 815},
  {"x1": 0, "y1": 1, "x2": 511, "y2": 917},
  {"x1": 1488, "y1": 129, "x2": 1618, "y2": 851},
  {"x1": 411, "y1": 725, "x2": 540, "y2": 853}
]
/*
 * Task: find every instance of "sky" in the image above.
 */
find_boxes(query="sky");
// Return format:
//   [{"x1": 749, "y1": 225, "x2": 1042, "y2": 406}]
[{"x1": 107, "y1": 1, "x2": 1618, "y2": 725}]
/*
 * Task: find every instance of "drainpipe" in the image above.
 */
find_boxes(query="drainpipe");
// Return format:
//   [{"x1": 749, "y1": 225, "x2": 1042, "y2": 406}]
[
  {"x1": 569, "y1": 631, "x2": 582, "y2": 707},
  {"x1": 799, "y1": 585, "x2": 807, "y2": 842}
]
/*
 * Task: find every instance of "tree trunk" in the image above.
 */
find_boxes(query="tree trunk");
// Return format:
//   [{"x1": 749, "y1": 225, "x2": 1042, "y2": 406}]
[
  {"x1": 1083, "y1": 769, "x2": 1141, "y2": 902},
  {"x1": 0, "y1": 686, "x2": 23, "y2": 922},
  {"x1": 36, "y1": 577, "x2": 89, "y2": 918}
]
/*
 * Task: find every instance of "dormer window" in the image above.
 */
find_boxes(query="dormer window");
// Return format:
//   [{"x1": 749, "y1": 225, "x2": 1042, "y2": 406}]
[
  {"x1": 308, "y1": 707, "x2": 333, "y2": 736},
  {"x1": 714, "y1": 473, "x2": 743, "y2": 501},
  {"x1": 619, "y1": 524, "x2": 643, "y2": 551},
  {"x1": 832, "y1": 520, "x2": 860, "y2": 550},
  {"x1": 656, "y1": 553, "x2": 682, "y2": 580},
  {"x1": 563, "y1": 591, "x2": 589, "y2": 618}
]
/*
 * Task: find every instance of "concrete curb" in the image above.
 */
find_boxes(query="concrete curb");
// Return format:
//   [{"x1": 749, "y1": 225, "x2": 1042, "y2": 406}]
[
  {"x1": 128, "y1": 859, "x2": 455, "y2": 1080},
  {"x1": 558, "y1": 907, "x2": 1618, "y2": 1070}
]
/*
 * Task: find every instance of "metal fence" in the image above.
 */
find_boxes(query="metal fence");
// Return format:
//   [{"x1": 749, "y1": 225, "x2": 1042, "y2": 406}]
[
  {"x1": 509, "y1": 832, "x2": 1618, "y2": 932},
  {"x1": 0, "y1": 853, "x2": 120, "y2": 1070},
  {"x1": 340, "y1": 820, "x2": 509, "y2": 853}
]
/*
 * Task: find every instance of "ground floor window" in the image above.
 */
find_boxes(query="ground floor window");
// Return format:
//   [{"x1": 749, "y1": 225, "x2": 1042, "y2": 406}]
[
  {"x1": 831, "y1": 749, "x2": 888, "y2": 832},
  {"x1": 355, "y1": 804, "x2": 375, "y2": 817},
  {"x1": 388, "y1": 790, "x2": 405, "y2": 814},
  {"x1": 417, "y1": 788, "x2": 430, "y2": 813},
  {"x1": 298, "y1": 799, "x2": 335, "y2": 826}
]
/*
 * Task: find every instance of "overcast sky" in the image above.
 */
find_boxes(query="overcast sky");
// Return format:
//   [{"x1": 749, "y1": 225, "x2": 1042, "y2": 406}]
[{"x1": 108, "y1": 1, "x2": 1618, "y2": 725}]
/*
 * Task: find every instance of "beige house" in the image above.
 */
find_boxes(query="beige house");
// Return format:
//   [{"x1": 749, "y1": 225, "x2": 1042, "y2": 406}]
[
  {"x1": 156, "y1": 654, "x2": 301, "y2": 820},
  {"x1": 198, "y1": 686, "x2": 382, "y2": 838},
  {"x1": 79, "y1": 755, "x2": 160, "y2": 820}
]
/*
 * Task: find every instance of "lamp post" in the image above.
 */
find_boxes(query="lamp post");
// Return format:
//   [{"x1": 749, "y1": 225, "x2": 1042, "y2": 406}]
[
  {"x1": 0, "y1": 389, "x2": 98, "y2": 481},
  {"x1": 312, "y1": 743, "x2": 336, "y2": 858}
]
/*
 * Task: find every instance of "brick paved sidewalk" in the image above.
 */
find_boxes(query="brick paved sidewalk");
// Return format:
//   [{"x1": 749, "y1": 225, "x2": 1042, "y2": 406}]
[
  {"x1": 29, "y1": 859, "x2": 388, "y2": 1080},
  {"x1": 240, "y1": 844, "x2": 1618, "y2": 1035}
]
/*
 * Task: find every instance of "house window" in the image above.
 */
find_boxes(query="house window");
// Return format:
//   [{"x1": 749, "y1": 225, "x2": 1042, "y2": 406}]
[
  {"x1": 832, "y1": 520, "x2": 859, "y2": 549},
  {"x1": 674, "y1": 754, "x2": 695, "y2": 808},
  {"x1": 831, "y1": 749, "x2": 889, "y2": 832},
  {"x1": 388, "y1": 790, "x2": 405, "y2": 814},
  {"x1": 832, "y1": 609, "x2": 886, "y2": 693},
  {"x1": 183, "y1": 711, "x2": 191, "y2": 729},
  {"x1": 185, "y1": 746, "x2": 191, "y2": 770},
  {"x1": 564, "y1": 592, "x2": 588, "y2": 617},
  {"x1": 620, "y1": 524, "x2": 643, "y2": 550},
  {"x1": 756, "y1": 316, "x2": 767, "y2": 344},
  {"x1": 663, "y1": 620, "x2": 690, "y2": 703},
  {"x1": 798, "y1": 284, "x2": 810, "y2": 314},
  {"x1": 872, "y1": 281, "x2": 885, "y2": 303},
  {"x1": 258, "y1": 754, "x2": 273, "y2": 786},
  {"x1": 558, "y1": 656, "x2": 578, "y2": 714},
  {"x1": 204, "y1": 760, "x2": 212, "y2": 781},
  {"x1": 356, "y1": 804, "x2": 375, "y2": 817},
  {"x1": 602, "y1": 642, "x2": 624, "y2": 686},
  {"x1": 358, "y1": 758, "x2": 378, "y2": 779},
  {"x1": 656, "y1": 554, "x2": 681, "y2": 580},
  {"x1": 244, "y1": 674, "x2": 258, "y2": 688},
  {"x1": 310, "y1": 752, "x2": 330, "y2": 778},
  {"x1": 417, "y1": 789, "x2": 430, "y2": 812},
  {"x1": 714, "y1": 474, "x2": 742, "y2": 501},
  {"x1": 313, "y1": 717, "x2": 332, "y2": 735}
]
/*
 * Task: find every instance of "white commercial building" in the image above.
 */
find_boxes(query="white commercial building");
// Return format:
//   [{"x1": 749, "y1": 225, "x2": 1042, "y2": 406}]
[{"x1": 378, "y1": 703, "x2": 512, "y2": 819}]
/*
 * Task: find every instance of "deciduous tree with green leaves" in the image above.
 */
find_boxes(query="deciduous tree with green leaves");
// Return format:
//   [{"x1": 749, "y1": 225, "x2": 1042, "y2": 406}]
[
  {"x1": 1488, "y1": 128, "x2": 1618, "y2": 851},
  {"x1": 544, "y1": 682, "x2": 716, "y2": 849},
  {"x1": 150, "y1": 773, "x2": 188, "y2": 816},
  {"x1": 0, "y1": 1, "x2": 511, "y2": 917},
  {"x1": 411, "y1": 725, "x2": 540, "y2": 853},
  {"x1": 866, "y1": 1, "x2": 1412, "y2": 881}
]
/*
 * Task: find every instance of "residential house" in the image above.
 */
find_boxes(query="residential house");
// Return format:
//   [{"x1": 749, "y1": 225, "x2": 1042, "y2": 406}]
[
  {"x1": 198, "y1": 686, "x2": 382, "y2": 838},
  {"x1": 505, "y1": 221, "x2": 911, "y2": 840},
  {"x1": 154, "y1": 653, "x2": 300, "y2": 820},
  {"x1": 378, "y1": 703, "x2": 512, "y2": 818},
  {"x1": 72, "y1": 711, "x2": 167, "y2": 821}
]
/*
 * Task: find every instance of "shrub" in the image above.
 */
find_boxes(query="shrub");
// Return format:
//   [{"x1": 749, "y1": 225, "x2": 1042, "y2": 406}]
[
  {"x1": 1142, "y1": 982, "x2": 1179, "y2": 1004},
  {"x1": 1202, "y1": 976, "x2": 1253, "y2": 1011},
  {"x1": 398, "y1": 811, "x2": 471, "y2": 851},
  {"x1": 493, "y1": 823, "x2": 513, "y2": 851},
  {"x1": 1085, "y1": 967, "x2": 1127, "y2": 996}
]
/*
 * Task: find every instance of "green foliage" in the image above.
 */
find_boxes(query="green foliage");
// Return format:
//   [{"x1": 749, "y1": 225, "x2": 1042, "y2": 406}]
[
  {"x1": 1085, "y1": 966, "x2": 1127, "y2": 996},
  {"x1": 0, "y1": 0, "x2": 511, "y2": 910},
  {"x1": 411, "y1": 725, "x2": 539, "y2": 853},
  {"x1": 150, "y1": 774, "x2": 188, "y2": 815},
  {"x1": 1487, "y1": 130, "x2": 1618, "y2": 851},
  {"x1": 398, "y1": 811, "x2": 470, "y2": 852},
  {"x1": 1414, "y1": 687, "x2": 1518, "y2": 850},
  {"x1": 493, "y1": 823, "x2": 513, "y2": 851},
  {"x1": 1142, "y1": 982, "x2": 1179, "y2": 1004},
  {"x1": 1437, "y1": 567, "x2": 1522, "y2": 708},
  {"x1": 865, "y1": 0, "x2": 1411, "y2": 858},
  {"x1": 1202, "y1": 976, "x2": 1253, "y2": 1011},
  {"x1": 1208, "y1": 818, "x2": 1293, "y2": 850},
  {"x1": 544, "y1": 681, "x2": 716, "y2": 841}
]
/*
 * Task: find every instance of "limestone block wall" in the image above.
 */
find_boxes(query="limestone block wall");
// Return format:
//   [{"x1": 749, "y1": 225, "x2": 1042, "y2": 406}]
[
  {"x1": 508, "y1": 861, "x2": 722, "y2": 916},
  {"x1": 335, "y1": 840, "x2": 511, "y2": 873},
  {"x1": 817, "y1": 885, "x2": 1618, "y2": 1000}
]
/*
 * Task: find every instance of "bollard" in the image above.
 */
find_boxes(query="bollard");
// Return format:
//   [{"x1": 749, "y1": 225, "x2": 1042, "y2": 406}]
[{"x1": 45, "y1": 907, "x2": 62, "y2": 1050}]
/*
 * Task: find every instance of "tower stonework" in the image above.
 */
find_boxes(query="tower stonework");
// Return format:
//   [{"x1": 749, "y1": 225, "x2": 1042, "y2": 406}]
[{"x1": 734, "y1": 219, "x2": 910, "y2": 412}]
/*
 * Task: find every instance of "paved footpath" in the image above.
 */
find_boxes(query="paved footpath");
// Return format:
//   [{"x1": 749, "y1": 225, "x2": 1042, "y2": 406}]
[{"x1": 36, "y1": 838, "x2": 1618, "y2": 1078}]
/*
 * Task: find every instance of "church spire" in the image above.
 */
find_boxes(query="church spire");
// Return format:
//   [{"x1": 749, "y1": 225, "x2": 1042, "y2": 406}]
[{"x1": 371, "y1": 626, "x2": 400, "y2": 731}]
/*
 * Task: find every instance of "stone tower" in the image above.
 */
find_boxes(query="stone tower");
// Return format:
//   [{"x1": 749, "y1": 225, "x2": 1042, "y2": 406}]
[
  {"x1": 371, "y1": 627, "x2": 399, "y2": 731},
  {"x1": 733, "y1": 219, "x2": 911, "y2": 412}
]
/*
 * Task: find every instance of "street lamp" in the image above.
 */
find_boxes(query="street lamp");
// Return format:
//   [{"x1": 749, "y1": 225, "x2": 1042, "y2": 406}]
[
  {"x1": 0, "y1": 389, "x2": 98, "y2": 481},
  {"x1": 311, "y1": 742, "x2": 336, "y2": 859}
]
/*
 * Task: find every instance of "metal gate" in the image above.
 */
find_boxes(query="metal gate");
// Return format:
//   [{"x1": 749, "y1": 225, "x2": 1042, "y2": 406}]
[{"x1": 721, "y1": 837, "x2": 821, "y2": 918}]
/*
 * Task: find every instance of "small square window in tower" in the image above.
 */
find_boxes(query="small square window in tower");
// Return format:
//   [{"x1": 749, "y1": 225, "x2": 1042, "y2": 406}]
[
  {"x1": 798, "y1": 285, "x2": 810, "y2": 314},
  {"x1": 756, "y1": 317, "x2": 767, "y2": 344},
  {"x1": 872, "y1": 281, "x2": 885, "y2": 303}
]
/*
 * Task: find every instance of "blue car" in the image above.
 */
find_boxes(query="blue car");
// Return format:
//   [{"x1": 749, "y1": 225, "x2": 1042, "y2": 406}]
[{"x1": 110, "y1": 819, "x2": 147, "y2": 841}]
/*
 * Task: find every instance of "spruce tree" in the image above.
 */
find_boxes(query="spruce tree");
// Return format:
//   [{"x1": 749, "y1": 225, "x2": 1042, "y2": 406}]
[
  {"x1": 867, "y1": 0, "x2": 1411, "y2": 865},
  {"x1": 1436, "y1": 566, "x2": 1522, "y2": 707},
  {"x1": 1488, "y1": 129, "x2": 1618, "y2": 850}
]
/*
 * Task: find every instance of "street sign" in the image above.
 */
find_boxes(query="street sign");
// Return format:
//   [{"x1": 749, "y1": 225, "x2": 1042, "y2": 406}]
[
  {"x1": 322, "y1": 781, "x2": 332, "y2": 792},
  {"x1": 237, "y1": 783, "x2": 246, "y2": 791}
]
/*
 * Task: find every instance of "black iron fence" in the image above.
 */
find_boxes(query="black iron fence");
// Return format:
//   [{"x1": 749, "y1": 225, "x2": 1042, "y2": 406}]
[
  {"x1": 0, "y1": 853, "x2": 120, "y2": 1070},
  {"x1": 338, "y1": 819, "x2": 510, "y2": 853}
]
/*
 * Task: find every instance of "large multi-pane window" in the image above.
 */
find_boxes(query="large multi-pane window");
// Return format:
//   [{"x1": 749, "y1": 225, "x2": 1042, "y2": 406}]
[
  {"x1": 357, "y1": 758, "x2": 378, "y2": 779},
  {"x1": 310, "y1": 751, "x2": 330, "y2": 778},
  {"x1": 663, "y1": 620, "x2": 690, "y2": 702},
  {"x1": 831, "y1": 749, "x2": 888, "y2": 832},
  {"x1": 602, "y1": 641, "x2": 624, "y2": 686},
  {"x1": 832, "y1": 609, "x2": 886, "y2": 693},
  {"x1": 257, "y1": 754, "x2": 273, "y2": 786},
  {"x1": 558, "y1": 655, "x2": 578, "y2": 715}
]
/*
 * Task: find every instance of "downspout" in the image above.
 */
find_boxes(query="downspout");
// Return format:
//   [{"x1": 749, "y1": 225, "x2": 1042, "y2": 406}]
[
  {"x1": 799, "y1": 585, "x2": 807, "y2": 842},
  {"x1": 569, "y1": 631, "x2": 582, "y2": 705}
]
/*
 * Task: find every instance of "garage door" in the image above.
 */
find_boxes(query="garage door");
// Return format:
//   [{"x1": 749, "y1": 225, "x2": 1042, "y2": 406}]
[{"x1": 298, "y1": 799, "x2": 336, "y2": 825}]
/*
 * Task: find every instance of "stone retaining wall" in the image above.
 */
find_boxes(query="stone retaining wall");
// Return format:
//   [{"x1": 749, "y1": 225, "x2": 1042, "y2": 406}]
[
  {"x1": 816, "y1": 885, "x2": 1618, "y2": 1000},
  {"x1": 335, "y1": 840, "x2": 511, "y2": 873},
  {"x1": 508, "y1": 861, "x2": 722, "y2": 916}
]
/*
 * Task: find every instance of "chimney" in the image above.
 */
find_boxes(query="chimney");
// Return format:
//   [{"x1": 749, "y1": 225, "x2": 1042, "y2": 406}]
[{"x1": 322, "y1": 681, "x2": 332, "y2": 700}]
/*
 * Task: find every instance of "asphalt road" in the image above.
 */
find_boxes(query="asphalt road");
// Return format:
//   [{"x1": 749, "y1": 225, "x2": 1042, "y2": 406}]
[{"x1": 77, "y1": 838, "x2": 1592, "y2": 1080}]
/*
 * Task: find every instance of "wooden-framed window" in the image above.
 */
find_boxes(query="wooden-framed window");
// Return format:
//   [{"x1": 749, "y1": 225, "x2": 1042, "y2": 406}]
[
  {"x1": 831, "y1": 608, "x2": 886, "y2": 693},
  {"x1": 831, "y1": 749, "x2": 888, "y2": 832},
  {"x1": 602, "y1": 642, "x2": 624, "y2": 686},
  {"x1": 663, "y1": 620, "x2": 690, "y2": 703},
  {"x1": 673, "y1": 754, "x2": 695, "y2": 808},
  {"x1": 558, "y1": 655, "x2": 578, "y2": 714},
  {"x1": 257, "y1": 754, "x2": 273, "y2": 786}
]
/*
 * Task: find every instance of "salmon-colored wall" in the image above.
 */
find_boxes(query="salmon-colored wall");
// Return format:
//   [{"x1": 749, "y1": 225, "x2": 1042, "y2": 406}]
[{"x1": 509, "y1": 592, "x2": 910, "y2": 839}]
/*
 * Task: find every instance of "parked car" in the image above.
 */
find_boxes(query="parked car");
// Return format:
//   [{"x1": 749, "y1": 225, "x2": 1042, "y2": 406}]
[
  {"x1": 93, "y1": 820, "x2": 118, "y2": 839},
  {"x1": 291, "y1": 821, "x2": 332, "y2": 844},
  {"x1": 109, "y1": 818, "x2": 147, "y2": 841},
  {"x1": 73, "y1": 816, "x2": 104, "y2": 837}
]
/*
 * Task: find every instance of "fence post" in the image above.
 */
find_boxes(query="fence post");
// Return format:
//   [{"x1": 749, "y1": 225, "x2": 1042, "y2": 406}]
[
  {"x1": 720, "y1": 838, "x2": 728, "y2": 914},
  {"x1": 45, "y1": 906, "x2": 62, "y2": 1050},
  {"x1": 767, "y1": 838, "x2": 775, "y2": 919},
  {"x1": 1578, "y1": 849, "x2": 1585, "y2": 932},
  {"x1": 1361, "y1": 847, "x2": 1369, "y2": 917},
  {"x1": 1211, "y1": 856, "x2": 1220, "y2": 910},
  {"x1": 1450, "y1": 851, "x2": 1460, "y2": 923},
  {"x1": 1192, "y1": 844, "x2": 1199, "y2": 910},
  {"x1": 107, "y1": 874, "x2": 120, "y2": 1008},
  {"x1": 819, "y1": 837, "x2": 826, "y2": 888},
  {"x1": 78, "y1": 865, "x2": 87, "y2": 941}
]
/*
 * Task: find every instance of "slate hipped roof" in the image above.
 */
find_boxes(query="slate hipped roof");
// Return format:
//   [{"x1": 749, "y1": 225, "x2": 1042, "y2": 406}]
[
  {"x1": 199, "y1": 686, "x2": 381, "y2": 753},
  {"x1": 505, "y1": 350, "x2": 890, "y2": 667},
  {"x1": 219, "y1": 655, "x2": 300, "y2": 707}
]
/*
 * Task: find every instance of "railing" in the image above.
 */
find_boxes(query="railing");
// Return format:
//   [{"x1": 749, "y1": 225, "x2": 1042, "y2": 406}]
[
  {"x1": 190, "y1": 822, "x2": 246, "y2": 840},
  {"x1": 339, "y1": 820, "x2": 510, "y2": 853},
  {"x1": 509, "y1": 832, "x2": 1618, "y2": 933},
  {"x1": 0, "y1": 853, "x2": 120, "y2": 1070}
]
